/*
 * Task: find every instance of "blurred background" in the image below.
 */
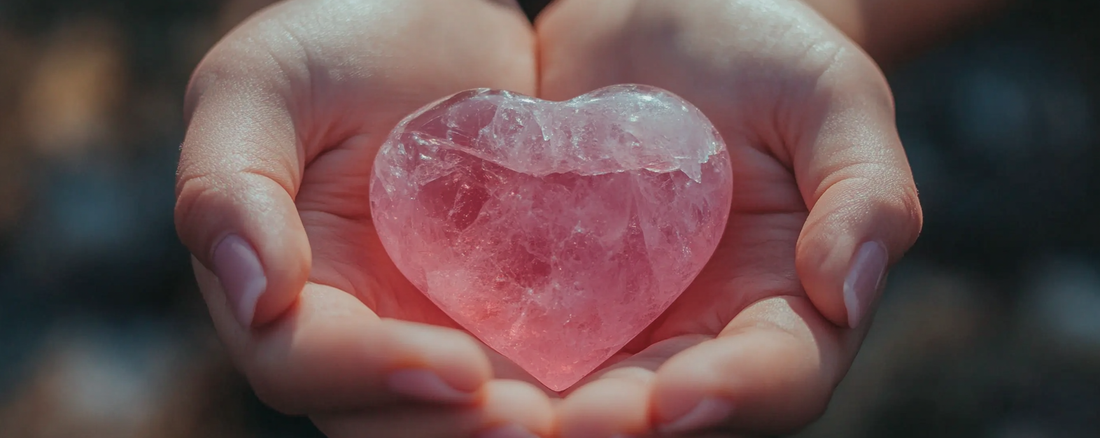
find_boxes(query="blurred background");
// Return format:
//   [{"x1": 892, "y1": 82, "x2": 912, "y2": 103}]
[{"x1": 0, "y1": 0, "x2": 1097, "y2": 437}]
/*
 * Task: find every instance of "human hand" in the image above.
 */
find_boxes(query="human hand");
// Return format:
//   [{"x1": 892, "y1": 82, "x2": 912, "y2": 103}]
[
  {"x1": 175, "y1": 1, "x2": 556, "y2": 436},
  {"x1": 178, "y1": 0, "x2": 923, "y2": 436},
  {"x1": 536, "y1": 0, "x2": 922, "y2": 436}
]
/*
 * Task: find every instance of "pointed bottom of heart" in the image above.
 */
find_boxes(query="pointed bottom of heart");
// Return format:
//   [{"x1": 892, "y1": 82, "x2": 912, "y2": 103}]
[{"x1": 427, "y1": 267, "x2": 679, "y2": 391}]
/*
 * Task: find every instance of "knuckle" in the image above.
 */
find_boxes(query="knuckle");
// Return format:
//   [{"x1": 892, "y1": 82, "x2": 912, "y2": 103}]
[
  {"x1": 172, "y1": 174, "x2": 224, "y2": 249},
  {"x1": 888, "y1": 179, "x2": 924, "y2": 247},
  {"x1": 901, "y1": 183, "x2": 924, "y2": 240},
  {"x1": 172, "y1": 175, "x2": 210, "y2": 251}
]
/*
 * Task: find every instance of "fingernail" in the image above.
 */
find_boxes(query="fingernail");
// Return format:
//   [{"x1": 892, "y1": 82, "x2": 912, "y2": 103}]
[
  {"x1": 387, "y1": 369, "x2": 476, "y2": 404},
  {"x1": 212, "y1": 234, "x2": 267, "y2": 328},
  {"x1": 477, "y1": 423, "x2": 540, "y2": 438},
  {"x1": 658, "y1": 398, "x2": 734, "y2": 434},
  {"x1": 844, "y1": 240, "x2": 889, "y2": 328}
]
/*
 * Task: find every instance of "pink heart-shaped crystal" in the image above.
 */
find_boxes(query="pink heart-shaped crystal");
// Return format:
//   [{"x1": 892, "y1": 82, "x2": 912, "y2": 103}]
[{"x1": 370, "y1": 85, "x2": 732, "y2": 391}]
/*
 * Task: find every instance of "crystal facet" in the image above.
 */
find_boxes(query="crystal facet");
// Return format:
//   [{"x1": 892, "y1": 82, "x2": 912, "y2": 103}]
[{"x1": 370, "y1": 85, "x2": 733, "y2": 391}]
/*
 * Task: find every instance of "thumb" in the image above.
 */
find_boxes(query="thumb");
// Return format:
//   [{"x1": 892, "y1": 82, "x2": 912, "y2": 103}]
[
  {"x1": 175, "y1": 58, "x2": 311, "y2": 328},
  {"x1": 792, "y1": 59, "x2": 923, "y2": 329}
]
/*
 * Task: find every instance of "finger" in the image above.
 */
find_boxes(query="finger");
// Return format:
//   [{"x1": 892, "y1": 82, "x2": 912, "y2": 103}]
[
  {"x1": 555, "y1": 337, "x2": 703, "y2": 438},
  {"x1": 558, "y1": 368, "x2": 652, "y2": 438},
  {"x1": 535, "y1": 0, "x2": 636, "y2": 100},
  {"x1": 789, "y1": 50, "x2": 923, "y2": 328},
  {"x1": 651, "y1": 296, "x2": 860, "y2": 435},
  {"x1": 175, "y1": 30, "x2": 311, "y2": 328},
  {"x1": 313, "y1": 379, "x2": 555, "y2": 438},
  {"x1": 193, "y1": 259, "x2": 493, "y2": 414}
]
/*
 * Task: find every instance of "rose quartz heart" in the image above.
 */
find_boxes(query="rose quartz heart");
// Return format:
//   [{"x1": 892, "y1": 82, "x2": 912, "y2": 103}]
[{"x1": 370, "y1": 85, "x2": 732, "y2": 391}]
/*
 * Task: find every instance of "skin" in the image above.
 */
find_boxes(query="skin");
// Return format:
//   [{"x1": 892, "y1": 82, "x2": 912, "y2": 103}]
[{"x1": 170, "y1": 0, "x2": 986, "y2": 436}]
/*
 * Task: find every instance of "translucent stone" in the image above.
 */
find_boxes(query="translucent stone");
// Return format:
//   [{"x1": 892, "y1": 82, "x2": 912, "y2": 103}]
[{"x1": 370, "y1": 85, "x2": 733, "y2": 391}]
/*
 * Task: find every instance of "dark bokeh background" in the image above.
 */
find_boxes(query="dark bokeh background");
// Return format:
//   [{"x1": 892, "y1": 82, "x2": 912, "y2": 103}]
[{"x1": 0, "y1": 1, "x2": 1097, "y2": 437}]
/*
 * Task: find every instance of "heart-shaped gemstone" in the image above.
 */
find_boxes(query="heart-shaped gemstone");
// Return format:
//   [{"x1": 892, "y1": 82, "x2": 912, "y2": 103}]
[{"x1": 370, "y1": 85, "x2": 732, "y2": 391}]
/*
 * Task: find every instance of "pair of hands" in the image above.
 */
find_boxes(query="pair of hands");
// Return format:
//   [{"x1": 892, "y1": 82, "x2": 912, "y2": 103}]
[{"x1": 175, "y1": 0, "x2": 922, "y2": 437}]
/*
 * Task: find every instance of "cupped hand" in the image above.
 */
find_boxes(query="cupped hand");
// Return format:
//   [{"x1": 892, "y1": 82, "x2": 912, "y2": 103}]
[
  {"x1": 175, "y1": 1, "x2": 554, "y2": 437},
  {"x1": 177, "y1": 0, "x2": 924, "y2": 437},
  {"x1": 536, "y1": 0, "x2": 922, "y2": 436}
]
